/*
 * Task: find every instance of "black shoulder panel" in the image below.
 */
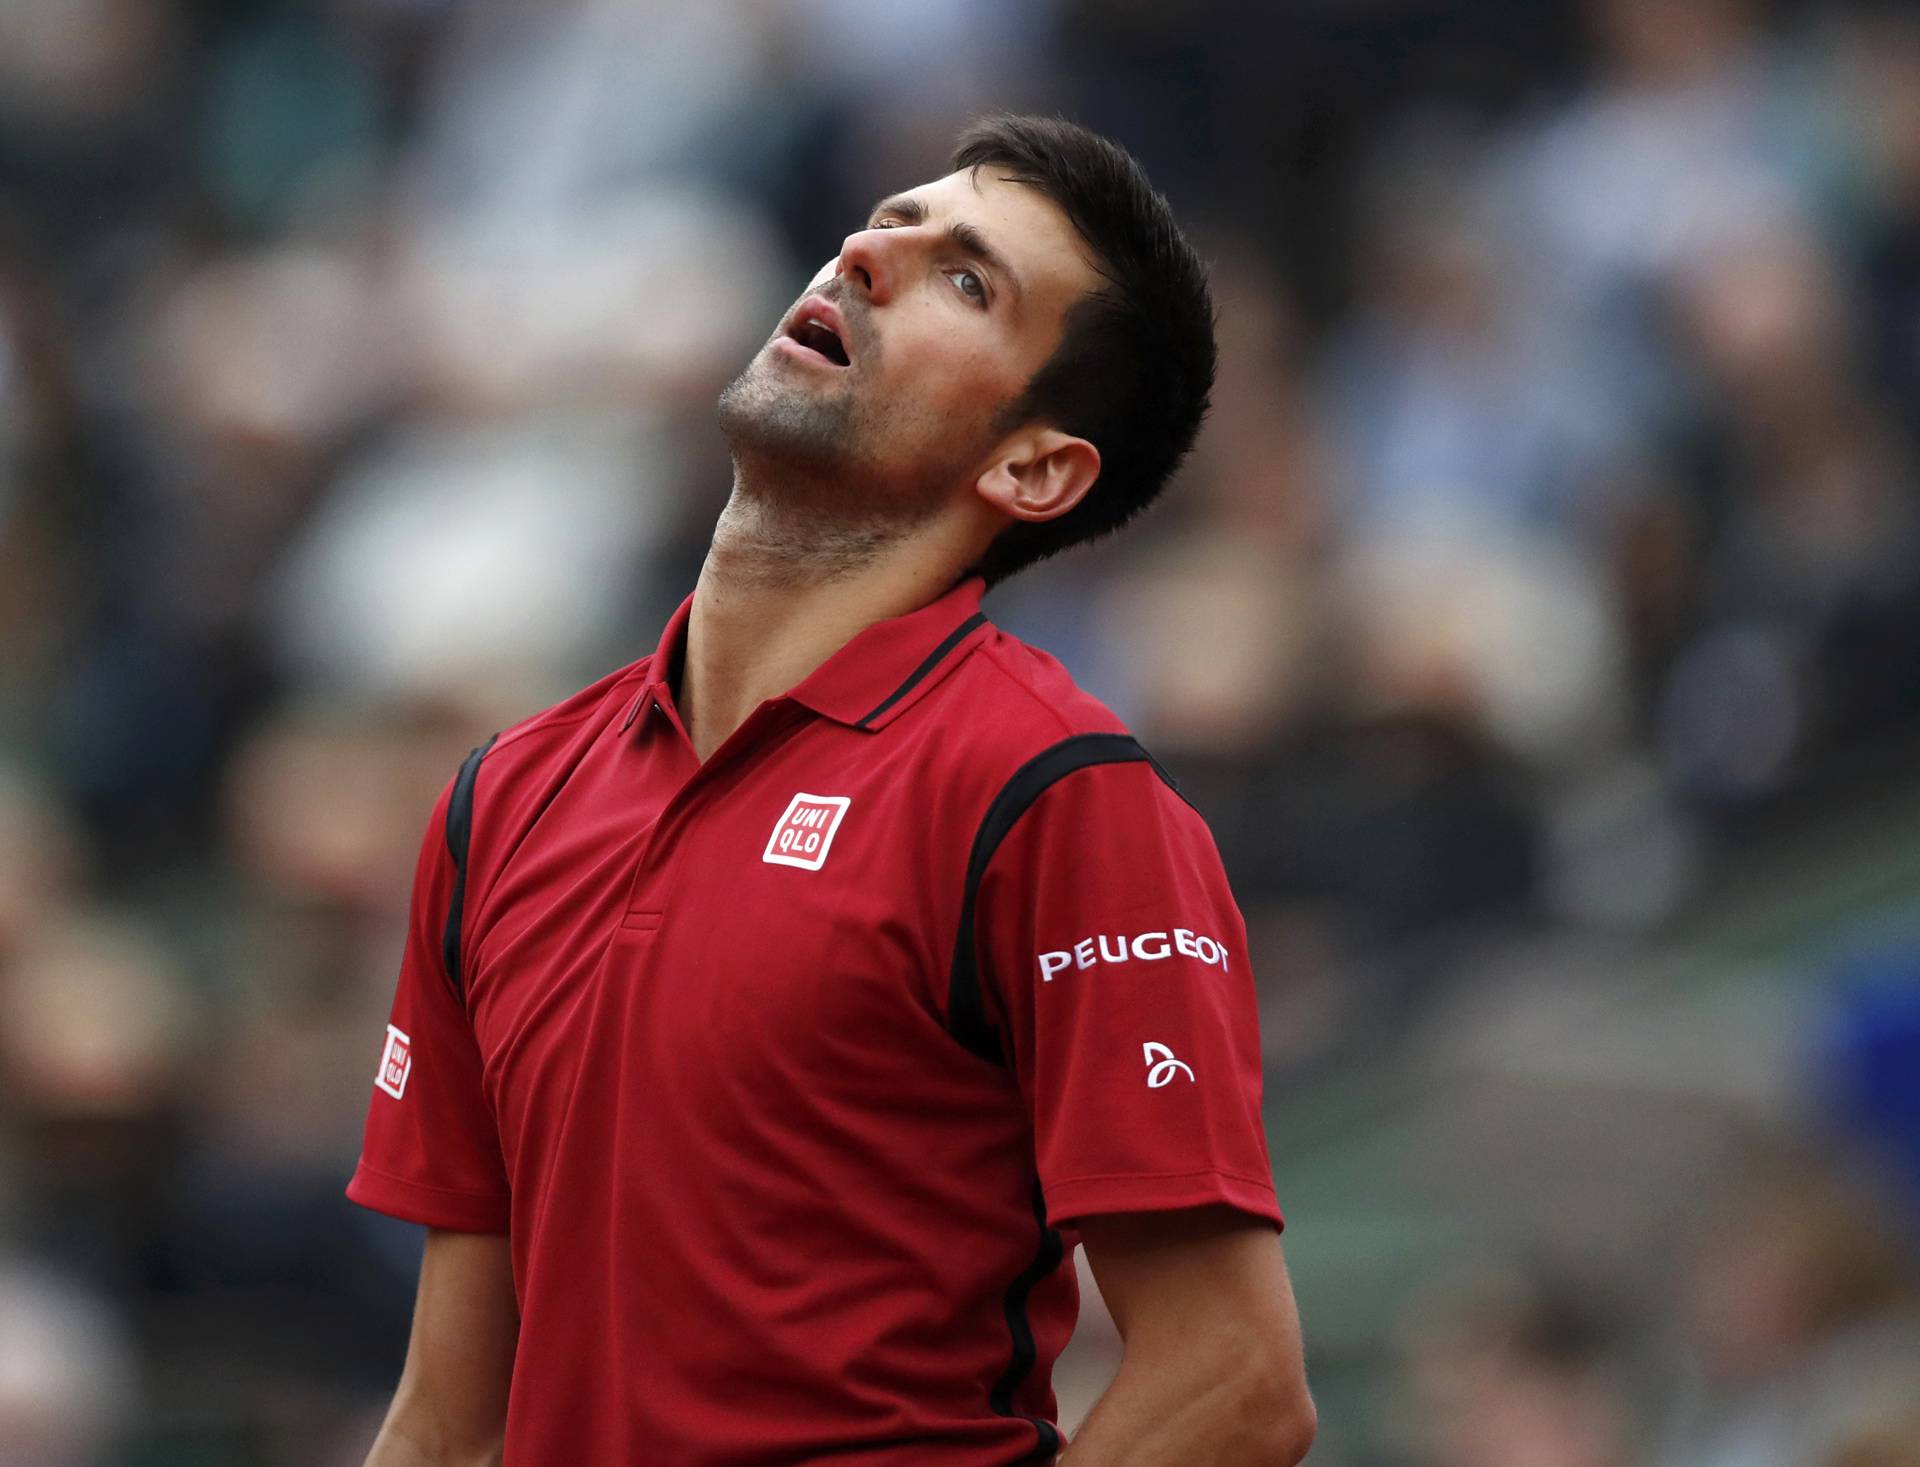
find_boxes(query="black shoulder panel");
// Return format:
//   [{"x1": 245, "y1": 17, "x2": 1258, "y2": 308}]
[
  {"x1": 945, "y1": 731, "x2": 1181, "y2": 1065},
  {"x1": 440, "y1": 733, "x2": 498, "y2": 1002}
]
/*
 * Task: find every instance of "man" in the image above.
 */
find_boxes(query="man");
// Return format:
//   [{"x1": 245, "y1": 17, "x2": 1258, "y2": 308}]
[{"x1": 351, "y1": 114, "x2": 1315, "y2": 1466}]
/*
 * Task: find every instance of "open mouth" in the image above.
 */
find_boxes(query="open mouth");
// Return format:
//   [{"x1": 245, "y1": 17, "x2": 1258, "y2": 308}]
[{"x1": 785, "y1": 312, "x2": 850, "y2": 367}]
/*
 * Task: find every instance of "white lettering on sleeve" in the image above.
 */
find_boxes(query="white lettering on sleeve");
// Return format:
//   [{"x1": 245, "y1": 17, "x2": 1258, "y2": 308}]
[
  {"x1": 1130, "y1": 931, "x2": 1172, "y2": 961},
  {"x1": 1033, "y1": 926, "x2": 1232, "y2": 981}
]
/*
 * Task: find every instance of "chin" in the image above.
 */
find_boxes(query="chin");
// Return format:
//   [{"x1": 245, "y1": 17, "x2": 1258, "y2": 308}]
[{"x1": 718, "y1": 359, "x2": 861, "y2": 472}]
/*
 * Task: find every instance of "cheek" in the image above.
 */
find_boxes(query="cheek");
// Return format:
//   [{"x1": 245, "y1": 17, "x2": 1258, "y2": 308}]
[
  {"x1": 808, "y1": 259, "x2": 837, "y2": 290},
  {"x1": 880, "y1": 324, "x2": 1024, "y2": 411}
]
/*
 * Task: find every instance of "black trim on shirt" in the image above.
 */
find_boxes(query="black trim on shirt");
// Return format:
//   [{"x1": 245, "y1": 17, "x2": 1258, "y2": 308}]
[
  {"x1": 855, "y1": 611, "x2": 988, "y2": 729},
  {"x1": 945, "y1": 732, "x2": 1173, "y2": 1065},
  {"x1": 441, "y1": 733, "x2": 497, "y2": 1002},
  {"x1": 990, "y1": 1178, "x2": 1065, "y2": 1461},
  {"x1": 946, "y1": 732, "x2": 1185, "y2": 1458}
]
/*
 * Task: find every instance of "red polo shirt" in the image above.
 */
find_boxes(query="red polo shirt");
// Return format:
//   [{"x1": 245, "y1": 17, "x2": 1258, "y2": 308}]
[{"x1": 348, "y1": 575, "x2": 1282, "y2": 1465}]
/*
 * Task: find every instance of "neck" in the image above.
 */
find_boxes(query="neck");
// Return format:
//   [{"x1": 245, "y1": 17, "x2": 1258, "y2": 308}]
[{"x1": 678, "y1": 481, "x2": 974, "y2": 761}]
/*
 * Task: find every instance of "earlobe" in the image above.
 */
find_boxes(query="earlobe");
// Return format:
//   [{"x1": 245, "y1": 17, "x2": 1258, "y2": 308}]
[{"x1": 977, "y1": 431, "x2": 1101, "y2": 527}]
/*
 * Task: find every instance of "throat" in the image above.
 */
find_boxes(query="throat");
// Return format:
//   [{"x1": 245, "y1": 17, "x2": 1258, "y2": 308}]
[{"x1": 708, "y1": 482, "x2": 909, "y2": 590}]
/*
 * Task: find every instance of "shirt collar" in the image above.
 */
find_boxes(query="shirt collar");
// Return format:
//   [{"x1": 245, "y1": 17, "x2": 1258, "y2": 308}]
[{"x1": 639, "y1": 576, "x2": 991, "y2": 734}]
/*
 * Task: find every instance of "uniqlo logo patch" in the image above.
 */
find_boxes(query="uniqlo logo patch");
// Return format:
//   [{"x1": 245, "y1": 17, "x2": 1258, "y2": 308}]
[
  {"x1": 763, "y1": 793, "x2": 851, "y2": 871},
  {"x1": 375, "y1": 1023, "x2": 412, "y2": 1099}
]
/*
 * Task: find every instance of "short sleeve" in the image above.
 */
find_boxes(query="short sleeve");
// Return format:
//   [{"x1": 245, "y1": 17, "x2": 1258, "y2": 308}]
[
  {"x1": 345, "y1": 777, "x2": 511, "y2": 1233},
  {"x1": 972, "y1": 757, "x2": 1282, "y2": 1232}
]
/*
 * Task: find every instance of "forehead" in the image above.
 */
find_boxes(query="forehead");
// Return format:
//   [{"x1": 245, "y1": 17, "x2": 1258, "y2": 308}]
[{"x1": 899, "y1": 168, "x2": 1102, "y2": 312}]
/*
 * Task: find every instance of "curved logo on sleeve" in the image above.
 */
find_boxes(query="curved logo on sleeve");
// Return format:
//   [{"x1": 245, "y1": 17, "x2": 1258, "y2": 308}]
[{"x1": 1142, "y1": 1041, "x2": 1195, "y2": 1088}]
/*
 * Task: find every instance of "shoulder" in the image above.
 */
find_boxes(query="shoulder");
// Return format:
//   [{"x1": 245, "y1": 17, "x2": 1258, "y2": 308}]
[
  {"x1": 493, "y1": 657, "x2": 650, "y2": 752},
  {"x1": 944, "y1": 621, "x2": 1130, "y2": 751},
  {"x1": 928, "y1": 620, "x2": 1191, "y2": 822},
  {"x1": 454, "y1": 656, "x2": 651, "y2": 805}
]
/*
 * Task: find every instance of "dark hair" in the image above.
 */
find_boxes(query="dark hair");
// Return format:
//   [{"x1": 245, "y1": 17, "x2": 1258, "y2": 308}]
[{"x1": 951, "y1": 114, "x2": 1216, "y2": 585}]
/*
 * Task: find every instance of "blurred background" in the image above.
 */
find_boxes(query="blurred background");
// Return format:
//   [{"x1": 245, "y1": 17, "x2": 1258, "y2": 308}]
[{"x1": 3, "y1": 0, "x2": 1920, "y2": 1462}]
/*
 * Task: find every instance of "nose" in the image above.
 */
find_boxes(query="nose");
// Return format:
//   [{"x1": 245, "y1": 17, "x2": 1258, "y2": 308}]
[{"x1": 835, "y1": 225, "x2": 898, "y2": 306}]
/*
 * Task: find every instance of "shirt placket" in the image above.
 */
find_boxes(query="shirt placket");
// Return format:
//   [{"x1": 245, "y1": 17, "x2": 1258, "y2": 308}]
[{"x1": 618, "y1": 694, "x2": 807, "y2": 931}]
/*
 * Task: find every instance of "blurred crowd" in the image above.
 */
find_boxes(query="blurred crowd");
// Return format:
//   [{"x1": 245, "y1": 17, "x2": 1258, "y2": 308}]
[{"x1": 2, "y1": 0, "x2": 1919, "y2": 1462}]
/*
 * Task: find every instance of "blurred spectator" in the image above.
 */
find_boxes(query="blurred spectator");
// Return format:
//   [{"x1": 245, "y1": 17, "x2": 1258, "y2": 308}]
[
  {"x1": 1657, "y1": 205, "x2": 1920, "y2": 800},
  {"x1": 1500, "y1": 0, "x2": 1839, "y2": 431},
  {"x1": 1388, "y1": 1260, "x2": 1634, "y2": 1467},
  {"x1": 1103, "y1": 243, "x2": 1327, "y2": 760},
  {"x1": 0, "y1": 1254, "x2": 137, "y2": 1467},
  {"x1": 1652, "y1": 1156, "x2": 1920, "y2": 1467},
  {"x1": 1821, "y1": 942, "x2": 1920, "y2": 1219},
  {"x1": 0, "y1": 910, "x2": 193, "y2": 1291},
  {"x1": 0, "y1": 762, "x2": 86, "y2": 959},
  {"x1": 1824, "y1": 1406, "x2": 1920, "y2": 1467},
  {"x1": 1841, "y1": 8, "x2": 1920, "y2": 409}
]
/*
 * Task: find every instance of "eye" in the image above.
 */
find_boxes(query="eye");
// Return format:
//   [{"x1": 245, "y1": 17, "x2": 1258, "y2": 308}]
[
  {"x1": 871, "y1": 217, "x2": 902, "y2": 229},
  {"x1": 947, "y1": 268, "x2": 988, "y2": 305}
]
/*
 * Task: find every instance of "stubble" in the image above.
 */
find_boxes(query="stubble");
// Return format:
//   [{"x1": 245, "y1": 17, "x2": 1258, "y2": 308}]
[{"x1": 712, "y1": 301, "x2": 979, "y2": 583}]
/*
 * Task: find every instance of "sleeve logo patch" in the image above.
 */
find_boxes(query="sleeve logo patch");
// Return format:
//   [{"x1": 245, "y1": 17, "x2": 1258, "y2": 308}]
[
  {"x1": 1037, "y1": 928, "x2": 1231, "y2": 981},
  {"x1": 763, "y1": 793, "x2": 852, "y2": 871},
  {"x1": 375, "y1": 1023, "x2": 413, "y2": 1099}
]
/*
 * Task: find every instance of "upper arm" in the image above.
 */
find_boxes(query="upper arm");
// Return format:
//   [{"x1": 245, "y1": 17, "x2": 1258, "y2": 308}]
[
  {"x1": 348, "y1": 764, "x2": 511, "y2": 1233},
  {"x1": 1077, "y1": 1206, "x2": 1312, "y2": 1425},
  {"x1": 968, "y1": 750, "x2": 1283, "y2": 1230},
  {"x1": 377, "y1": 1228, "x2": 519, "y2": 1461}
]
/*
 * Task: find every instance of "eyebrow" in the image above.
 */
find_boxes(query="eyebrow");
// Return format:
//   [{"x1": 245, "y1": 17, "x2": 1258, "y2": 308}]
[{"x1": 867, "y1": 194, "x2": 1025, "y2": 304}]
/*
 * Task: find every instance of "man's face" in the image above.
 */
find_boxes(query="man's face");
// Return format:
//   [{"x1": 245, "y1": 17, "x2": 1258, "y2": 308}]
[{"x1": 717, "y1": 168, "x2": 1100, "y2": 522}]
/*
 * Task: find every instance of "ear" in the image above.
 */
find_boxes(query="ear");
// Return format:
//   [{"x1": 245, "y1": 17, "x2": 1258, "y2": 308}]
[{"x1": 973, "y1": 428, "x2": 1101, "y2": 528}]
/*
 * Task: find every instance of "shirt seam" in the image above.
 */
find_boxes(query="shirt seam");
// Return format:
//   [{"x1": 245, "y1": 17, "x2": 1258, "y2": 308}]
[
  {"x1": 488, "y1": 668, "x2": 649, "y2": 757},
  {"x1": 1047, "y1": 1164, "x2": 1277, "y2": 1192},
  {"x1": 353, "y1": 1158, "x2": 510, "y2": 1204},
  {"x1": 972, "y1": 643, "x2": 1082, "y2": 740}
]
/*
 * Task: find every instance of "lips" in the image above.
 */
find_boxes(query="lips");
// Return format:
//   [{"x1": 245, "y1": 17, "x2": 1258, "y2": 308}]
[{"x1": 782, "y1": 297, "x2": 851, "y2": 367}]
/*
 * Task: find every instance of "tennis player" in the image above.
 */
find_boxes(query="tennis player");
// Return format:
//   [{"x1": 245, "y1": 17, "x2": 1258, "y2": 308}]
[{"x1": 351, "y1": 113, "x2": 1314, "y2": 1466}]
